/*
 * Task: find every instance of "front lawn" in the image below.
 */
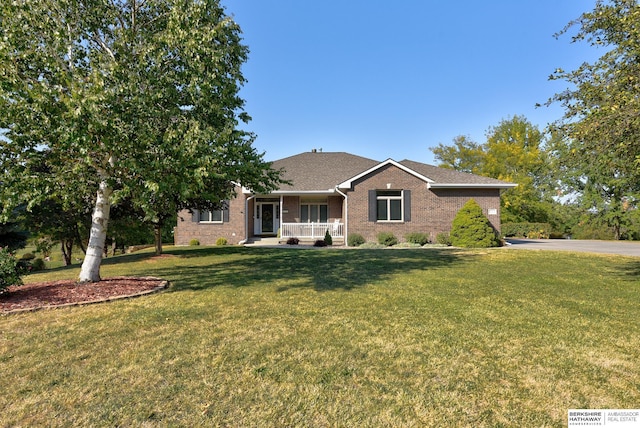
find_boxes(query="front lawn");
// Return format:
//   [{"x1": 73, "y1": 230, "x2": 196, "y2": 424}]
[{"x1": 1, "y1": 246, "x2": 639, "y2": 426}]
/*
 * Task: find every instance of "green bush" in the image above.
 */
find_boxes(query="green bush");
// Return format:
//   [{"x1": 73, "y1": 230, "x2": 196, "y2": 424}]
[
  {"x1": 30, "y1": 258, "x2": 46, "y2": 271},
  {"x1": 189, "y1": 239, "x2": 200, "y2": 246},
  {"x1": 347, "y1": 233, "x2": 366, "y2": 247},
  {"x1": 324, "y1": 230, "x2": 333, "y2": 246},
  {"x1": 215, "y1": 237, "x2": 228, "y2": 246},
  {"x1": 450, "y1": 199, "x2": 500, "y2": 248},
  {"x1": 20, "y1": 252, "x2": 35, "y2": 261},
  {"x1": 436, "y1": 232, "x2": 452, "y2": 246},
  {"x1": 405, "y1": 232, "x2": 430, "y2": 246},
  {"x1": 377, "y1": 232, "x2": 398, "y2": 247},
  {"x1": 502, "y1": 222, "x2": 552, "y2": 238},
  {"x1": 0, "y1": 247, "x2": 24, "y2": 292}
]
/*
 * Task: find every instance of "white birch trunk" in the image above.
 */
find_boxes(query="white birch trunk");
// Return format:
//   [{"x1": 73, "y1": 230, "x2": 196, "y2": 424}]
[{"x1": 78, "y1": 179, "x2": 113, "y2": 283}]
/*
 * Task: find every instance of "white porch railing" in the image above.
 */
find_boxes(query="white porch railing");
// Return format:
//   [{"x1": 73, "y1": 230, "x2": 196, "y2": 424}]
[{"x1": 281, "y1": 222, "x2": 344, "y2": 239}]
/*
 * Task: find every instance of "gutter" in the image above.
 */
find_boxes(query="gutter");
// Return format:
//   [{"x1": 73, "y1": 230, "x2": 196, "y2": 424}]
[{"x1": 335, "y1": 187, "x2": 349, "y2": 247}]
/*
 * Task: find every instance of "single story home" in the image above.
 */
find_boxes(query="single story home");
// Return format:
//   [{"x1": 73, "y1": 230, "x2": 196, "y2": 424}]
[{"x1": 174, "y1": 150, "x2": 516, "y2": 246}]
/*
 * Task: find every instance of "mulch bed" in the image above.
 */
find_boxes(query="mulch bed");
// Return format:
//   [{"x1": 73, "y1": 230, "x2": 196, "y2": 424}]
[{"x1": 0, "y1": 277, "x2": 168, "y2": 314}]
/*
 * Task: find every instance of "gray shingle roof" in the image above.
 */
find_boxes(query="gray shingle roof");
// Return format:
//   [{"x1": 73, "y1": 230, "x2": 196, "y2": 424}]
[
  {"x1": 398, "y1": 159, "x2": 513, "y2": 186},
  {"x1": 271, "y1": 152, "x2": 379, "y2": 192},
  {"x1": 268, "y1": 151, "x2": 514, "y2": 192}
]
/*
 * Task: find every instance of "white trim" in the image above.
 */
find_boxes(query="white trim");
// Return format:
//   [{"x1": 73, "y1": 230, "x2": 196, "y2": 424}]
[
  {"x1": 335, "y1": 187, "x2": 348, "y2": 246},
  {"x1": 427, "y1": 183, "x2": 518, "y2": 189},
  {"x1": 269, "y1": 190, "x2": 336, "y2": 195},
  {"x1": 337, "y1": 158, "x2": 434, "y2": 189}
]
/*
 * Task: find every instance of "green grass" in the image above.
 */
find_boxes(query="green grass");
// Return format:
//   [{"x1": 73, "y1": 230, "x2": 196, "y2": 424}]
[{"x1": 2, "y1": 246, "x2": 640, "y2": 426}]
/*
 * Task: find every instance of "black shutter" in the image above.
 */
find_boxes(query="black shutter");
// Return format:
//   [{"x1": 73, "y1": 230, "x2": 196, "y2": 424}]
[
  {"x1": 192, "y1": 209, "x2": 199, "y2": 223},
  {"x1": 368, "y1": 190, "x2": 377, "y2": 222},
  {"x1": 404, "y1": 190, "x2": 411, "y2": 222},
  {"x1": 223, "y1": 201, "x2": 230, "y2": 223}
]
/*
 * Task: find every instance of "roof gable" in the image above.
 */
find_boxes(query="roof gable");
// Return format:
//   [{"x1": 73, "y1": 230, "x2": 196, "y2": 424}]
[{"x1": 337, "y1": 159, "x2": 434, "y2": 189}]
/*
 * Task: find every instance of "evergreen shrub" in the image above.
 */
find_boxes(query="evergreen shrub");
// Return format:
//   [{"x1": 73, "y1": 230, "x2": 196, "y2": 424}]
[
  {"x1": 450, "y1": 199, "x2": 500, "y2": 248},
  {"x1": 324, "y1": 230, "x2": 332, "y2": 246}
]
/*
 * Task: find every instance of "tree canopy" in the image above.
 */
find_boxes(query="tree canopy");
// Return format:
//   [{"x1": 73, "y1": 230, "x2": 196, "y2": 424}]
[
  {"x1": 0, "y1": 0, "x2": 283, "y2": 281},
  {"x1": 548, "y1": 0, "x2": 640, "y2": 239},
  {"x1": 432, "y1": 116, "x2": 555, "y2": 224}
]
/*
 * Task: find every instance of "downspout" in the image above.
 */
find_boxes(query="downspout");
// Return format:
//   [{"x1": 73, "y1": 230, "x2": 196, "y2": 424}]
[
  {"x1": 279, "y1": 194, "x2": 283, "y2": 238},
  {"x1": 240, "y1": 195, "x2": 256, "y2": 245},
  {"x1": 335, "y1": 187, "x2": 348, "y2": 247}
]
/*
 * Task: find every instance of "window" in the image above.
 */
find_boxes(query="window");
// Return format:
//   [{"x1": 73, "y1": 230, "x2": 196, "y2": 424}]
[
  {"x1": 368, "y1": 190, "x2": 411, "y2": 222},
  {"x1": 300, "y1": 197, "x2": 328, "y2": 223},
  {"x1": 199, "y1": 209, "x2": 224, "y2": 223},
  {"x1": 376, "y1": 190, "x2": 403, "y2": 221}
]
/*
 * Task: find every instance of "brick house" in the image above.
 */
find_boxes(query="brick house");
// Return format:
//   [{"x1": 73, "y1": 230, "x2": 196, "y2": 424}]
[{"x1": 174, "y1": 151, "x2": 516, "y2": 246}]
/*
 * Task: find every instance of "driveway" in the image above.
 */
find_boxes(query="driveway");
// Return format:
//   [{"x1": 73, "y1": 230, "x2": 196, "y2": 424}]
[{"x1": 505, "y1": 239, "x2": 640, "y2": 257}]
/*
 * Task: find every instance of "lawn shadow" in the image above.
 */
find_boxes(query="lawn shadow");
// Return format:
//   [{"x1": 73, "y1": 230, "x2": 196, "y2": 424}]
[
  {"x1": 154, "y1": 246, "x2": 472, "y2": 292},
  {"x1": 613, "y1": 258, "x2": 640, "y2": 281}
]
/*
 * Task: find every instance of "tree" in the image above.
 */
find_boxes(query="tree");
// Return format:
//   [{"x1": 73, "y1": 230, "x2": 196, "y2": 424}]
[
  {"x1": 547, "y1": 0, "x2": 640, "y2": 239},
  {"x1": 431, "y1": 135, "x2": 484, "y2": 174},
  {"x1": 0, "y1": 0, "x2": 282, "y2": 282},
  {"x1": 432, "y1": 116, "x2": 556, "y2": 224}
]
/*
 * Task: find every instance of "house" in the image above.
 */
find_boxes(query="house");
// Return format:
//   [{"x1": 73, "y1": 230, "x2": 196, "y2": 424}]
[{"x1": 174, "y1": 151, "x2": 517, "y2": 246}]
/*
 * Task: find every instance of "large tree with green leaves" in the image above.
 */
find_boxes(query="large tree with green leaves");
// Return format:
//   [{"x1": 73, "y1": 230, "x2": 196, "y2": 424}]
[
  {"x1": 0, "y1": 0, "x2": 282, "y2": 282},
  {"x1": 432, "y1": 116, "x2": 555, "y2": 223},
  {"x1": 548, "y1": 0, "x2": 640, "y2": 239}
]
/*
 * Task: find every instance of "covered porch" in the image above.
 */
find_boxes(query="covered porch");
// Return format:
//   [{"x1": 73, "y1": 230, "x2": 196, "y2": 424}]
[{"x1": 248, "y1": 192, "x2": 346, "y2": 244}]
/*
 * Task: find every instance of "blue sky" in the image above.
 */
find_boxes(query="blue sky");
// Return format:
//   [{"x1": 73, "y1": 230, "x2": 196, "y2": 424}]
[{"x1": 221, "y1": 1, "x2": 601, "y2": 165}]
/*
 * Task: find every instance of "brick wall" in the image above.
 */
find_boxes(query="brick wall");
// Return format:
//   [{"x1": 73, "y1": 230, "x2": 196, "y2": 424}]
[
  {"x1": 346, "y1": 164, "x2": 502, "y2": 243},
  {"x1": 174, "y1": 193, "x2": 247, "y2": 245}
]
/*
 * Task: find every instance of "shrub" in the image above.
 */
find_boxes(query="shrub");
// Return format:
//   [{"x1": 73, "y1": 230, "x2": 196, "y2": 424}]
[
  {"x1": 450, "y1": 199, "x2": 500, "y2": 248},
  {"x1": 215, "y1": 237, "x2": 228, "y2": 246},
  {"x1": 435, "y1": 232, "x2": 452, "y2": 246},
  {"x1": 0, "y1": 247, "x2": 24, "y2": 292},
  {"x1": 347, "y1": 233, "x2": 365, "y2": 247},
  {"x1": 286, "y1": 237, "x2": 299, "y2": 245},
  {"x1": 405, "y1": 232, "x2": 430, "y2": 246},
  {"x1": 30, "y1": 258, "x2": 46, "y2": 271},
  {"x1": 20, "y1": 252, "x2": 36, "y2": 261},
  {"x1": 189, "y1": 239, "x2": 200, "y2": 246},
  {"x1": 324, "y1": 230, "x2": 333, "y2": 246},
  {"x1": 502, "y1": 222, "x2": 552, "y2": 238},
  {"x1": 313, "y1": 239, "x2": 327, "y2": 247},
  {"x1": 377, "y1": 232, "x2": 398, "y2": 246}
]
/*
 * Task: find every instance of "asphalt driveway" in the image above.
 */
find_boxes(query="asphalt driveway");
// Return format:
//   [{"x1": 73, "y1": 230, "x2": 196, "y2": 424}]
[{"x1": 505, "y1": 239, "x2": 640, "y2": 257}]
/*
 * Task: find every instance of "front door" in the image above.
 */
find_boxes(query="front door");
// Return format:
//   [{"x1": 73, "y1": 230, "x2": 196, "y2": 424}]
[
  {"x1": 255, "y1": 202, "x2": 279, "y2": 235},
  {"x1": 261, "y1": 204, "x2": 274, "y2": 234}
]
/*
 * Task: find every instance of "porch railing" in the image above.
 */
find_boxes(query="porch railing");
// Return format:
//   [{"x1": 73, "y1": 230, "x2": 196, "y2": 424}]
[{"x1": 281, "y1": 222, "x2": 344, "y2": 239}]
